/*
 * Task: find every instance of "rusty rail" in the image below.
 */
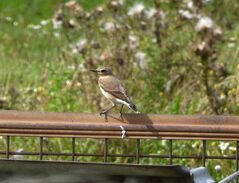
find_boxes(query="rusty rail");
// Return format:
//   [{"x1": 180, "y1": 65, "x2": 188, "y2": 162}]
[
  {"x1": 0, "y1": 110, "x2": 239, "y2": 140},
  {"x1": 1, "y1": 110, "x2": 239, "y2": 173}
]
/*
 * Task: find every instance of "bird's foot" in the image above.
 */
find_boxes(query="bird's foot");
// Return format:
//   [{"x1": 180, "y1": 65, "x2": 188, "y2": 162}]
[
  {"x1": 100, "y1": 110, "x2": 108, "y2": 120},
  {"x1": 100, "y1": 110, "x2": 107, "y2": 116},
  {"x1": 119, "y1": 104, "x2": 124, "y2": 121}
]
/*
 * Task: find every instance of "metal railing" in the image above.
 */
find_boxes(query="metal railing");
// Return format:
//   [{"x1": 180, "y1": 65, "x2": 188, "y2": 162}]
[
  {"x1": 0, "y1": 110, "x2": 239, "y2": 171},
  {"x1": 219, "y1": 171, "x2": 239, "y2": 183}
]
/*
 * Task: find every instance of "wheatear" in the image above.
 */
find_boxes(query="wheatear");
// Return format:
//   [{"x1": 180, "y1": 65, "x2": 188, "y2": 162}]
[{"x1": 91, "y1": 67, "x2": 138, "y2": 117}]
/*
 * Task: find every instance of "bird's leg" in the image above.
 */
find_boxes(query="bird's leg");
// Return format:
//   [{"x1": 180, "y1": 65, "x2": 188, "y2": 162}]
[
  {"x1": 100, "y1": 104, "x2": 115, "y2": 119},
  {"x1": 120, "y1": 104, "x2": 124, "y2": 116},
  {"x1": 119, "y1": 104, "x2": 124, "y2": 121}
]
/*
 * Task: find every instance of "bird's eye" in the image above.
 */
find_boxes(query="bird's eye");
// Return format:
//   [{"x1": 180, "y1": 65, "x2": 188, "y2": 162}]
[{"x1": 101, "y1": 70, "x2": 106, "y2": 72}]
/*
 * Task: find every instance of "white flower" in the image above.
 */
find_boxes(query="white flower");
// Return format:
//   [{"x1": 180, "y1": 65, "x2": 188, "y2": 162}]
[
  {"x1": 66, "y1": 80, "x2": 72, "y2": 87},
  {"x1": 111, "y1": 0, "x2": 124, "y2": 6},
  {"x1": 219, "y1": 93, "x2": 226, "y2": 100},
  {"x1": 146, "y1": 8, "x2": 157, "y2": 19},
  {"x1": 52, "y1": 19, "x2": 62, "y2": 29},
  {"x1": 118, "y1": 0, "x2": 125, "y2": 5},
  {"x1": 229, "y1": 37, "x2": 236, "y2": 41},
  {"x1": 65, "y1": 0, "x2": 83, "y2": 13},
  {"x1": 71, "y1": 47, "x2": 78, "y2": 54},
  {"x1": 13, "y1": 21, "x2": 18, "y2": 26},
  {"x1": 192, "y1": 143, "x2": 197, "y2": 148},
  {"x1": 135, "y1": 51, "x2": 146, "y2": 69},
  {"x1": 111, "y1": 1, "x2": 118, "y2": 7},
  {"x1": 13, "y1": 148, "x2": 24, "y2": 160},
  {"x1": 213, "y1": 26, "x2": 223, "y2": 37},
  {"x1": 195, "y1": 16, "x2": 214, "y2": 32},
  {"x1": 76, "y1": 39, "x2": 87, "y2": 50},
  {"x1": 100, "y1": 50, "x2": 110, "y2": 60},
  {"x1": 53, "y1": 32, "x2": 60, "y2": 38},
  {"x1": 161, "y1": 140, "x2": 166, "y2": 146},
  {"x1": 197, "y1": 41, "x2": 207, "y2": 51},
  {"x1": 17, "y1": 148, "x2": 24, "y2": 152},
  {"x1": 229, "y1": 146, "x2": 236, "y2": 151},
  {"x1": 179, "y1": 10, "x2": 194, "y2": 19},
  {"x1": 25, "y1": 87, "x2": 32, "y2": 92},
  {"x1": 29, "y1": 24, "x2": 41, "y2": 30},
  {"x1": 85, "y1": 12, "x2": 91, "y2": 19},
  {"x1": 95, "y1": 6, "x2": 103, "y2": 13},
  {"x1": 67, "y1": 65, "x2": 76, "y2": 70},
  {"x1": 5, "y1": 16, "x2": 13, "y2": 22},
  {"x1": 128, "y1": 3, "x2": 145, "y2": 16},
  {"x1": 203, "y1": 0, "x2": 211, "y2": 4},
  {"x1": 195, "y1": 14, "x2": 202, "y2": 19},
  {"x1": 71, "y1": 39, "x2": 88, "y2": 54},
  {"x1": 187, "y1": 1, "x2": 194, "y2": 9},
  {"x1": 104, "y1": 22, "x2": 116, "y2": 33},
  {"x1": 228, "y1": 43, "x2": 235, "y2": 48},
  {"x1": 76, "y1": 82, "x2": 81, "y2": 87},
  {"x1": 40, "y1": 20, "x2": 49, "y2": 26},
  {"x1": 69, "y1": 19, "x2": 77, "y2": 28},
  {"x1": 152, "y1": 38, "x2": 157, "y2": 43},
  {"x1": 219, "y1": 142, "x2": 229, "y2": 151},
  {"x1": 128, "y1": 35, "x2": 139, "y2": 50},
  {"x1": 65, "y1": 0, "x2": 77, "y2": 7},
  {"x1": 159, "y1": 11, "x2": 166, "y2": 20},
  {"x1": 78, "y1": 63, "x2": 86, "y2": 72},
  {"x1": 215, "y1": 165, "x2": 221, "y2": 172}
]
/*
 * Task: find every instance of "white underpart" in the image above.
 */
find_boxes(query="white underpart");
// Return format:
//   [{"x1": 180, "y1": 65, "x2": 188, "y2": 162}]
[{"x1": 99, "y1": 85, "x2": 130, "y2": 108}]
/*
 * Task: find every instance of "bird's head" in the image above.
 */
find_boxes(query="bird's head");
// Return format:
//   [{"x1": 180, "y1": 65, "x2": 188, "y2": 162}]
[{"x1": 91, "y1": 67, "x2": 113, "y2": 76}]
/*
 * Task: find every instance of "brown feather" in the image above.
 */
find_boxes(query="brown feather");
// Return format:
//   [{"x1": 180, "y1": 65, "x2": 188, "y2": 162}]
[{"x1": 98, "y1": 76, "x2": 129, "y2": 102}]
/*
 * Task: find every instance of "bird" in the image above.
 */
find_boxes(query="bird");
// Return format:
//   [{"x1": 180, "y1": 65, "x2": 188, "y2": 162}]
[{"x1": 91, "y1": 67, "x2": 138, "y2": 117}]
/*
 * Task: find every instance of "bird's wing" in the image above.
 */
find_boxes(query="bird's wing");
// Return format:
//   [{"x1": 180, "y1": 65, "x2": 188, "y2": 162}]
[{"x1": 98, "y1": 76, "x2": 129, "y2": 102}]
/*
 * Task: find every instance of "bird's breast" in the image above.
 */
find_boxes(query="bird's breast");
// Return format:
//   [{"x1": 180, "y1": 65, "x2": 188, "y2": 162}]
[{"x1": 99, "y1": 85, "x2": 116, "y2": 101}]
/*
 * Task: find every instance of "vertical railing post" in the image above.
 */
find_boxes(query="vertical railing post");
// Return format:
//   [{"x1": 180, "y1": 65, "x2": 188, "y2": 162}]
[
  {"x1": 39, "y1": 136, "x2": 43, "y2": 160},
  {"x1": 236, "y1": 141, "x2": 239, "y2": 171},
  {"x1": 136, "y1": 139, "x2": 140, "y2": 164},
  {"x1": 169, "y1": 139, "x2": 173, "y2": 165},
  {"x1": 6, "y1": 136, "x2": 10, "y2": 159},
  {"x1": 104, "y1": 138, "x2": 108, "y2": 163},
  {"x1": 72, "y1": 137, "x2": 75, "y2": 161},
  {"x1": 202, "y1": 140, "x2": 206, "y2": 167}
]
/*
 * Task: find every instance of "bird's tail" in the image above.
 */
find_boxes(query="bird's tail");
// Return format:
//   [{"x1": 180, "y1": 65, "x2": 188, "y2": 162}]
[{"x1": 128, "y1": 101, "x2": 139, "y2": 113}]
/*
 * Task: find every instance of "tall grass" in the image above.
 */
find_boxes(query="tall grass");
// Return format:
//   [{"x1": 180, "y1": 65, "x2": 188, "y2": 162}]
[{"x1": 0, "y1": 0, "x2": 239, "y2": 181}]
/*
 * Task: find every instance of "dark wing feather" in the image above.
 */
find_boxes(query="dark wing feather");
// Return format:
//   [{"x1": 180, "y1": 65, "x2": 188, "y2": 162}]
[{"x1": 98, "y1": 76, "x2": 129, "y2": 102}]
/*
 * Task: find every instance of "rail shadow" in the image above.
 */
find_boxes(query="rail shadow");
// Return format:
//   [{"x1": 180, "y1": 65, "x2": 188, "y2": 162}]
[{"x1": 107, "y1": 113, "x2": 159, "y2": 136}]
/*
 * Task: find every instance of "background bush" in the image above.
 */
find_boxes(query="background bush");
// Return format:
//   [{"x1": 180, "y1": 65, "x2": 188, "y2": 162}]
[{"x1": 0, "y1": 0, "x2": 239, "y2": 181}]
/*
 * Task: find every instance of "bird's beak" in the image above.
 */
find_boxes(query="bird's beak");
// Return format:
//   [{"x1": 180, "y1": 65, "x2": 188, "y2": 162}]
[{"x1": 90, "y1": 69, "x2": 98, "y2": 72}]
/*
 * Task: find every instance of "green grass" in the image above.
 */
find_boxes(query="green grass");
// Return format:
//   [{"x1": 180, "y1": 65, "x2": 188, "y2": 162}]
[{"x1": 0, "y1": 0, "x2": 239, "y2": 181}]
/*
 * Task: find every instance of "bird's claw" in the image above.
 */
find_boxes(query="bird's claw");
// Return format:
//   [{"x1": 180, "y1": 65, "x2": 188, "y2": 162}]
[
  {"x1": 100, "y1": 110, "x2": 107, "y2": 116},
  {"x1": 100, "y1": 110, "x2": 108, "y2": 120}
]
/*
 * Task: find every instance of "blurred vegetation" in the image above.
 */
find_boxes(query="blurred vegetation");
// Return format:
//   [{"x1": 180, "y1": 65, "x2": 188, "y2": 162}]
[{"x1": 0, "y1": 0, "x2": 239, "y2": 181}]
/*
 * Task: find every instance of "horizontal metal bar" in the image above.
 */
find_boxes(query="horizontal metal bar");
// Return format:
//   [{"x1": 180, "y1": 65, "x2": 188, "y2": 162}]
[
  {"x1": 2, "y1": 130, "x2": 239, "y2": 140},
  {"x1": 1, "y1": 111, "x2": 239, "y2": 140},
  {"x1": 219, "y1": 171, "x2": 239, "y2": 183},
  {"x1": 0, "y1": 151, "x2": 237, "y2": 160}
]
